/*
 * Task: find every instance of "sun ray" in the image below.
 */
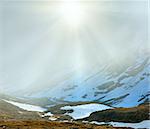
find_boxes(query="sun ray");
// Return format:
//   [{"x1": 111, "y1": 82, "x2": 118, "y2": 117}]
[{"x1": 58, "y1": 1, "x2": 86, "y2": 28}]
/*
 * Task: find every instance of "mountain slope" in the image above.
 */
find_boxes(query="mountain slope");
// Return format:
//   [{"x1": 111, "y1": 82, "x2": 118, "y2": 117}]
[
  {"x1": 0, "y1": 99, "x2": 42, "y2": 120},
  {"x1": 27, "y1": 56, "x2": 149, "y2": 108}
]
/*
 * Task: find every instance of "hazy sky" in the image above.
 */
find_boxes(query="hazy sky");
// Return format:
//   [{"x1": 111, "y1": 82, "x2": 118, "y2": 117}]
[{"x1": 0, "y1": 0, "x2": 148, "y2": 94}]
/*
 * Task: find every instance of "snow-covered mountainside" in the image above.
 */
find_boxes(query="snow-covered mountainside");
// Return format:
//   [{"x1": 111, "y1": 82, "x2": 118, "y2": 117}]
[
  {"x1": 28, "y1": 56, "x2": 149, "y2": 108},
  {"x1": 8, "y1": 55, "x2": 149, "y2": 108}
]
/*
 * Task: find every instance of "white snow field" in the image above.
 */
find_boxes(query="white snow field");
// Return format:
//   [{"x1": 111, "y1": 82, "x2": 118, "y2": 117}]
[
  {"x1": 41, "y1": 112, "x2": 53, "y2": 117},
  {"x1": 90, "y1": 120, "x2": 150, "y2": 129},
  {"x1": 3, "y1": 99, "x2": 46, "y2": 112},
  {"x1": 61, "y1": 103, "x2": 112, "y2": 119}
]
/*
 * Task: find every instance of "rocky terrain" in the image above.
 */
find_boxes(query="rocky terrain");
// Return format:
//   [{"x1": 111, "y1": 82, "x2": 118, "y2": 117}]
[
  {"x1": 0, "y1": 120, "x2": 132, "y2": 129},
  {"x1": 0, "y1": 98, "x2": 149, "y2": 129},
  {"x1": 0, "y1": 99, "x2": 134, "y2": 129}
]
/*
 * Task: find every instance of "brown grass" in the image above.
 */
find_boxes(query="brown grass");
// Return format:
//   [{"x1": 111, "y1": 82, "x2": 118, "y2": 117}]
[{"x1": 0, "y1": 120, "x2": 131, "y2": 129}]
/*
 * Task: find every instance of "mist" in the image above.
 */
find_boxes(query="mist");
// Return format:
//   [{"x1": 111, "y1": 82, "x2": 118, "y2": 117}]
[{"x1": 0, "y1": 0, "x2": 148, "y2": 96}]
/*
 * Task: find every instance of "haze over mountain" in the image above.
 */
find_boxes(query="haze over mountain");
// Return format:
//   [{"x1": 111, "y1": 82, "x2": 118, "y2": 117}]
[
  {"x1": 0, "y1": 0, "x2": 149, "y2": 108},
  {"x1": 0, "y1": 1, "x2": 149, "y2": 129}
]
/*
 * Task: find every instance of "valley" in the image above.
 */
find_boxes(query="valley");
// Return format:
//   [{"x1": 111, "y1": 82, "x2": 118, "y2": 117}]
[{"x1": 0, "y1": 98, "x2": 149, "y2": 129}]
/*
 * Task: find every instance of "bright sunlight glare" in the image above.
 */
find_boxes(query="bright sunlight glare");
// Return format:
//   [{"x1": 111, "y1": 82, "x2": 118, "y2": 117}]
[{"x1": 59, "y1": 1, "x2": 86, "y2": 28}]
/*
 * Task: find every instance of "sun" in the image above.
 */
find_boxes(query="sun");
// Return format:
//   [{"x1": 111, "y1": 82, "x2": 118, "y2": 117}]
[{"x1": 59, "y1": 1, "x2": 85, "y2": 28}]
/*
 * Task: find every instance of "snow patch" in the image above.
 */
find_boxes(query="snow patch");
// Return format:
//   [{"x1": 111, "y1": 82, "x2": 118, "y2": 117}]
[
  {"x1": 3, "y1": 99, "x2": 46, "y2": 112},
  {"x1": 49, "y1": 117, "x2": 57, "y2": 121},
  {"x1": 61, "y1": 103, "x2": 112, "y2": 119},
  {"x1": 41, "y1": 112, "x2": 53, "y2": 117},
  {"x1": 90, "y1": 120, "x2": 150, "y2": 129}
]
